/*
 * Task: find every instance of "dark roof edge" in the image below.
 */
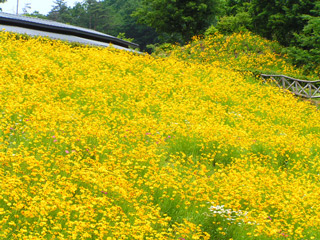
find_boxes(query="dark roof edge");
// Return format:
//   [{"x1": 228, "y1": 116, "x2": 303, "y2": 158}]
[{"x1": 0, "y1": 15, "x2": 139, "y2": 49}]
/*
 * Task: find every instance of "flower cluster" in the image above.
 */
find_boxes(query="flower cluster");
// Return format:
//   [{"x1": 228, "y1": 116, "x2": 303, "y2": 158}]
[
  {"x1": 157, "y1": 32, "x2": 318, "y2": 79},
  {"x1": 209, "y1": 204, "x2": 249, "y2": 224}
]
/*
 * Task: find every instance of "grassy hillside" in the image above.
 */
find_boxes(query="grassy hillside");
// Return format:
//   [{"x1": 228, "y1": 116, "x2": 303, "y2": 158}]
[
  {"x1": 154, "y1": 32, "x2": 319, "y2": 80},
  {"x1": 0, "y1": 31, "x2": 320, "y2": 239}
]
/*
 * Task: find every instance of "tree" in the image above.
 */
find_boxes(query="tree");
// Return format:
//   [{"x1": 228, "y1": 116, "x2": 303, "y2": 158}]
[
  {"x1": 68, "y1": 0, "x2": 121, "y2": 34},
  {"x1": 133, "y1": 0, "x2": 223, "y2": 43},
  {"x1": 223, "y1": 0, "x2": 251, "y2": 15},
  {"x1": 47, "y1": 0, "x2": 72, "y2": 23},
  {"x1": 249, "y1": 0, "x2": 316, "y2": 46},
  {"x1": 68, "y1": 2, "x2": 89, "y2": 27},
  {"x1": 84, "y1": 0, "x2": 107, "y2": 30},
  {"x1": 216, "y1": 11, "x2": 252, "y2": 34},
  {"x1": 287, "y1": 2, "x2": 320, "y2": 73},
  {"x1": 106, "y1": 0, "x2": 159, "y2": 50}
]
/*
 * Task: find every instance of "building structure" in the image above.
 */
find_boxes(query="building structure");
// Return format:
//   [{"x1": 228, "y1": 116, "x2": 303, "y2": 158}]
[{"x1": 0, "y1": 12, "x2": 139, "y2": 51}]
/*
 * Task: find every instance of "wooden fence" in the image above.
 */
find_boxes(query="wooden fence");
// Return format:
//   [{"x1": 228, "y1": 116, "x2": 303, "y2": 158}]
[{"x1": 261, "y1": 74, "x2": 320, "y2": 99}]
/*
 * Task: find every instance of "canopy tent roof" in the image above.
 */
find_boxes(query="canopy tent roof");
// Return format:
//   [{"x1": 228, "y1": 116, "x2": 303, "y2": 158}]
[{"x1": 0, "y1": 12, "x2": 139, "y2": 50}]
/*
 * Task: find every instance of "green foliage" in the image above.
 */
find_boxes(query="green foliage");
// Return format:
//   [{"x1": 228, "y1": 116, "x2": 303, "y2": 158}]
[
  {"x1": 59, "y1": 0, "x2": 121, "y2": 34},
  {"x1": 152, "y1": 31, "x2": 318, "y2": 79},
  {"x1": 216, "y1": 11, "x2": 251, "y2": 34},
  {"x1": 223, "y1": 0, "x2": 251, "y2": 15},
  {"x1": 220, "y1": 0, "x2": 316, "y2": 47},
  {"x1": 44, "y1": 0, "x2": 158, "y2": 51},
  {"x1": 147, "y1": 42, "x2": 175, "y2": 54},
  {"x1": 286, "y1": 2, "x2": 320, "y2": 75},
  {"x1": 204, "y1": 25, "x2": 218, "y2": 36},
  {"x1": 133, "y1": 0, "x2": 223, "y2": 43},
  {"x1": 214, "y1": 0, "x2": 319, "y2": 80},
  {"x1": 107, "y1": 0, "x2": 159, "y2": 51},
  {"x1": 47, "y1": 0, "x2": 73, "y2": 23},
  {"x1": 249, "y1": 0, "x2": 316, "y2": 46},
  {"x1": 23, "y1": 11, "x2": 48, "y2": 20},
  {"x1": 116, "y1": 33, "x2": 134, "y2": 43}
]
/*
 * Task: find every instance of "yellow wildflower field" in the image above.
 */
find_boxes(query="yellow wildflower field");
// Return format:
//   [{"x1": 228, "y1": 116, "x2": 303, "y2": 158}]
[
  {"x1": 156, "y1": 32, "x2": 318, "y2": 79},
  {"x1": 0, "y1": 31, "x2": 319, "y2": 239}
]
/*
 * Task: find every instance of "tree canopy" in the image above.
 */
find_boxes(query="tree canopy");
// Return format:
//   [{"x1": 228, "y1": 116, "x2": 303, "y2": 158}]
[
  {"x1": 249, "y1": 0, "x2": 317, "y2": 46},
  {"x1": 133, "y1": 0, "x2": 223, "y2": 43},
  {"x1": 286, "y1": 2, "x2": 320, "y2": 73},
  {"x1": 47, "y1": 0, "x2": 73, "y2": 23}
]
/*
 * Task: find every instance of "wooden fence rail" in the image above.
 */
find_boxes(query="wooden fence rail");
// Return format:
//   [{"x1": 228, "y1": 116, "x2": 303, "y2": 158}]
[{"x1": 261, "y1": 74, "x2": 320, "y2": 99}]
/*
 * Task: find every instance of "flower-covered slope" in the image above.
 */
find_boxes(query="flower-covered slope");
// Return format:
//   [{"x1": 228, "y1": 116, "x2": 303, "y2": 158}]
[{"x1": 0, "y1": 32, "x2": 319, "y2": 239}]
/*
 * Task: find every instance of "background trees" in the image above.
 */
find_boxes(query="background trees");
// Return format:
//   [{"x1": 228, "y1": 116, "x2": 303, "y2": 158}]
[
  {"x1": 249, "y1": 0, "x2": 317, "y2": 46},
  {"x1": 133, "y1": 0, "x2": 223, "y2": 43},
  {"x1": 286, "y1": 2, "x2": 320, "y2": 74},
  {"x1": 216, "y1": 0, "x2": 317, "y2": 46},
  {"x1": 47, "y1": 0, "x2": 73, "y2": 23},
  {"x1": 44, "y1": 0, "x2": 158, "y2": 51}
]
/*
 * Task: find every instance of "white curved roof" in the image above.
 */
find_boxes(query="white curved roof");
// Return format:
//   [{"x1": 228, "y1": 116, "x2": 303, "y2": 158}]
[{"x1": 0, "y1": 12, "x2": 139, "y2": 50}]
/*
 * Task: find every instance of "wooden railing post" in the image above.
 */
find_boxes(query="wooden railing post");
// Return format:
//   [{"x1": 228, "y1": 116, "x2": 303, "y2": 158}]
[
  {"x1": 309, "y1": 84, "x2": 312, "y2": 98},
  {"x1": 261, "y1": 74, "x2": 320, "y2": 99}
]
